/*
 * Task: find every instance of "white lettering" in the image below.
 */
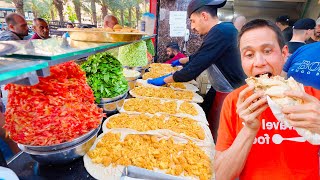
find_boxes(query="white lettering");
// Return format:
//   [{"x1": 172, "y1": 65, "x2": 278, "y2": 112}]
[
  {"x1": 253, "y1": 134, "x2": 270, "y2": 144},
  {"x1": 280, "y1": 123, "x2": 287, "y2": 130},
  {"x1": 262, "y1": 119, "x2": 266, "y2": 130},
  {"x1": 266, "y1": 122, "x2": 273, "y2": 130},
  {"x1": 309, "y1": 62, "x2": 320, "y2": 71},
  {"x1": 264, "y1": 134, "x2": 270, "y2": 144},
  {"x1": 257, "y1": 136, "x2": 265, "y2": 144},
  {"x1": 297, "y1": 60, "x2": 310, "y2": 70},
  {"x1": 272, "y1": 121, "x2": 280, "y2": 130}
]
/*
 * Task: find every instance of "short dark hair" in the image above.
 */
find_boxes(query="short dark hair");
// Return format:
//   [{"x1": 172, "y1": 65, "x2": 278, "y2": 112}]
[
  {"x1": 5, "y1": 13, "x2": 22, "y2": 25},
  {"x1": 33, "y1": 18, "x2": 46, "y2": 24},
  {"x1": 166, "y1": 42, "x2": 180, "y2": 51},
  {"x1": 238, "y1": 19, "x2": 285, "y2": 49},
  {"x1": 67, "y1": 22, "x2": 73, "y2": 26},
  {"x1": 193, "y1": 6, "x2": 217, "y2": 17},
  {"x1": 275, "y1": 15, "x2": 290, "y2": 26}
]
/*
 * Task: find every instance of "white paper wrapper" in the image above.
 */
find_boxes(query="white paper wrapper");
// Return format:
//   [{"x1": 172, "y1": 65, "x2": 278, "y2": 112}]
[
  {"x1": 102, "y1": 113, "x2": 214, "y2": 144},
  {"x1": 129, "y1": 87, "x2": 204, "y2": 103},
  {"x1": 84, "y1": 129, "x2": 215, "y2": 180},
  {"x1": 119, "y1": 98, "x2": 208, "y2": 125},
  {"x1": 136, "y1": 79, "x2": 199, "y2": 92},
  {"x1": 267, "y1": 96, "x2": 320, "y2": 145}
]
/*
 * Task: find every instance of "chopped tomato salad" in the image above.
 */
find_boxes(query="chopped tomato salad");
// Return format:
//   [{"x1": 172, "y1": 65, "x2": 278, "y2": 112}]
[{"x1": 4, "y1": 62, "x2": 104, "y2": 146}]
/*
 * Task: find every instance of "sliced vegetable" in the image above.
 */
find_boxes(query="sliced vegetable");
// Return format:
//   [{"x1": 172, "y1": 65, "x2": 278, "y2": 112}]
[
  {"x1": 4, "y1": 62, "x2": 104, "y2": 146},
  {"x1": 118, "y1": 41, "x2": 148, "y2": 67}
]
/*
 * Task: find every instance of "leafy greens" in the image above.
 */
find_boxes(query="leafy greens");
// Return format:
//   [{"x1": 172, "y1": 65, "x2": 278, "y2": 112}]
[{"x1": 81, "y1": 52, "x2": 128, "y2": 103}]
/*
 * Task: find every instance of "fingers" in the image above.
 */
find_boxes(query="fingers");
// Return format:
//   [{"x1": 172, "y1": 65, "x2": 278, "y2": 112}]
[
  {"x1": 237, "y1": 86, "x2": 254, "y2": 108},
  {"x1": 284, "y1": 90, "x2": 319, "y2": 103},
  {"x1": 286, "y1": 117, "x2": 320, "y2": 133},
  {"x1": 244, "y1": 104, "x2": 268, "y2": 125},
  {"x1": 282, "y1": 103, "x2": 320, "y2": 114},
  {"x1": 285, "y1": 112, "x2": 317, "y2": 121},
  {"x1": 237, "y1": 91, "x2": 265, "y2": 115}
]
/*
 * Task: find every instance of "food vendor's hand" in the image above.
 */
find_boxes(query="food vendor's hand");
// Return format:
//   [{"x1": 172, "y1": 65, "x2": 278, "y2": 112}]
[
  {"x1": 236, "y1": 86, "x2": 268, "y2": 132},
  {"x1": 282, "y1": 90, "x2": 320, "y2": 134},
  {"x1": 147, "y1": 74, "x2": 171, "y2": 86},
  {"x1": 171, "y1": 59, "x2": 181, "y2": 67}
]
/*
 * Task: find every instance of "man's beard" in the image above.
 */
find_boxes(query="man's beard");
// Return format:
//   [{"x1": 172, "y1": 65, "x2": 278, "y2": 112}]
[
  {"x1": 169, "y1": 54, "x2": 175, "y2": 58},
  {"x1": 17, "y1": 31, "x2": 28, "y2": 36},
  {"x1": 315, "y1": 31, "x2": 320, "y2": 38}
]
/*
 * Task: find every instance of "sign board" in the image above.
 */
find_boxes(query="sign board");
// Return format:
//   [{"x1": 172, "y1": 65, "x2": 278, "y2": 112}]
[{"x1": 169, "y1": 11, "x2": 187, "y2": 37}]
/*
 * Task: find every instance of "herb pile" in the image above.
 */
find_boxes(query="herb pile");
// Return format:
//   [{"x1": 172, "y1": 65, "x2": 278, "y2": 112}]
[
  {"x1": 81, "y1": 52, "x2": 128, "y2": 103},
  {"x1": 118, "y1": 41, "x2": 148, "y2": 67}
]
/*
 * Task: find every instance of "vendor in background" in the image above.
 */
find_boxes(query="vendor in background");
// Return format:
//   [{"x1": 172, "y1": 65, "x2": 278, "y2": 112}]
[
  {"x1": 30, "y1": 18, "x2": 50, "y2": 40},
  {"x1": 104, "y1": 15, "x2": 119, "y2": 29},
  {"x1": 0, "y1": 13, "x2": 28, "y2": 41},
  {"x1": 62, "y1": 22, "x2": 74, "y2": 38},
  {"x1": 233, "y1": 15, "x2": 246, "y2": 32},
  {"x1": 306, "y1": 17, "x2": 320, "y2": 44},
  {"x1": 215, "y1": 19, "x2": 320, "y2": 180},
  {"x1": 164, "y1": 42, "x2": 186, "y2": 64},
  {"x1": 275, "y1": 15, "x2": 292, "y2": 43},
  {"x1": 287, "y1": 18, "x2": 315, "y2": 54},
  {"x1": 147, "y1": 0, "x2": 246, "y2": 142}
]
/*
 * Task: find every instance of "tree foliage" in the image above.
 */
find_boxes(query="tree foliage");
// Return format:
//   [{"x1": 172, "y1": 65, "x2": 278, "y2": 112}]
[
  {"x1": 65, "y1": 5, "x2": 77, "y2": 22},
  {"x1": 9, "y1": 0, "x2": 149, "y2": 27}
]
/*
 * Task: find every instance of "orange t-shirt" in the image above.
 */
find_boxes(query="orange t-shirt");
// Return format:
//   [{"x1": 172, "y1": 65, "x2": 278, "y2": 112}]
[{"x1": 216, "y1": 85, "x2": 320, "y2": 180}]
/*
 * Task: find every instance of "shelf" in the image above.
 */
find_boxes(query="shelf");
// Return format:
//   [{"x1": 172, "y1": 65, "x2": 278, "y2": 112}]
[
  {"x1": 0, "y1": 58, "x2": 49, "y2": 85},
  {"x1": 0, "y1": 35, "x2": 155, "y2": 85}
]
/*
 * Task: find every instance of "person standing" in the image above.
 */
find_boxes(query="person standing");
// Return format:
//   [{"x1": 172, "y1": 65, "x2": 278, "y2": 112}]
[
  {"x1": 287, "y1": 18, "x2": 315, "y2": 54},
  {"x1": 233, "y1": 15, "x2": 246, "y2": 32},
  {"x1": 103, "y1": 15, "x2": 119, "y2": 29},
  {"x1": 0, "y1": 13, "x2": 28, "y2": 41},
  {"x1": 282, "y1": 42, "x2": 320, "y2": 89},
  {"x1": 62, "y1": 22, "x2": 74, "y2": 38},
  {"x1": 147, "y1": 0, "x2": 246, "y2": 141},
  {"x1": 275, "y1": 15, "x2": 293, "y2": 43},
  {"x1": 30, "y1": 18, "x2": 50, "y2": 40},
  {"x1": 306, "y1": 17, "x2": 320, "y2": 44},
  {"x1": 164, "y1": 42, "x2": 186, "y2": 64},
  {"x1": 215, "y1": 19, "x2": 320, "y2": 180}
]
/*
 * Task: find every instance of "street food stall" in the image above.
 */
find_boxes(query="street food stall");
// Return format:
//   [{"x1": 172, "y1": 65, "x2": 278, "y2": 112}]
[{"x1": 0, "y1": 22, "x2": 215, "y2": 179}]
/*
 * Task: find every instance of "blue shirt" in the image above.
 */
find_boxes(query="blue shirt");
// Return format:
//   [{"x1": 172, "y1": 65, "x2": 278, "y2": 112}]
[{"x1": 283, "y1": 42, "x2": 320, "y2": 89}]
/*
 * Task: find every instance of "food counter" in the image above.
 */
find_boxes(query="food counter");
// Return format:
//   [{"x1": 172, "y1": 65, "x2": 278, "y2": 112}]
[
  {"x1": 0, "y1": 35, "x2": 155, "y2": 86},
  {"x1": 1, "y1": 32, "x2": 215, "y2": 180},
  {"x1": 8, "y1": 150, "x2": 95, "y2": 179}
]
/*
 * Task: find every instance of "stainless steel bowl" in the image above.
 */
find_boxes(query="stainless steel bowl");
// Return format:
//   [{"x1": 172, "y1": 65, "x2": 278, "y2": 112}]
[
  {"x1": 123, "y1": 66, "x2": 149, "y2": 77},
  {"x1": 98, "y1": 92, "x2": 128, "y2": 113},
  {"x1": 18, "y1": 125, "x2": 100, "y2": 165},
  {"x1": 100, "y1": 88, "x2": 128, "y2": 103},
  {"x1": 19, "y1": 126, "x2": 98, "y2": 152}
]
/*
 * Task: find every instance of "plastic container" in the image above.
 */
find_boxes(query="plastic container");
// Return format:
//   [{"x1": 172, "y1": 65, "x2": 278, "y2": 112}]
[{"x1": 142, "y1": 13, "x2": 155, "y2": 36}]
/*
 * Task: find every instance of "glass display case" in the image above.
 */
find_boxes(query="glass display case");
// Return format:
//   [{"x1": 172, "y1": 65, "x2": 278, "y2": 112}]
[{"x1": 0, "y1": 36, "x2": 154, "y2": 85}]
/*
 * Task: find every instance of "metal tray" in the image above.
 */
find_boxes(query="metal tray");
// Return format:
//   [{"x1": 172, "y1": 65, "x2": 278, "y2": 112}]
[{"x1": 57, "y1": 28, "x2": 147, "y2": 43}]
